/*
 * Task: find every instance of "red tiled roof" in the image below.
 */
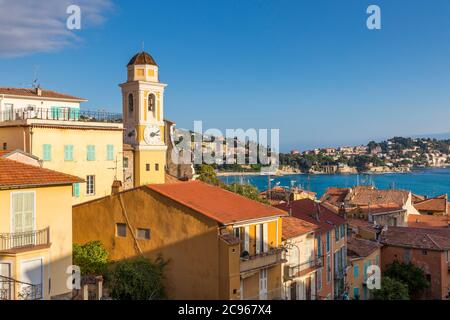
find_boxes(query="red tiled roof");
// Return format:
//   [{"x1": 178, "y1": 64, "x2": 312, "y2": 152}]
[
  {"x1": 347, "y1": 237, "x2": 381, "y2": 258},
  {"x1": 413, "y1": 195, "x2": 448, "y2": 213},
  {"x1": 0, "y1": 87, "x2": 86, "y2": 101},
  {"x1": 407, "y1": 215, "x2": 450, "y2": 228},
  {"x1": 0, "y1": 158, "x2": 83, "y2": 188},
  {"x1": 381, "y1": 226, "x2": 450, "y2": 251},
  {"x1": 282, "y1": 216, "x2": 318, "y2": 240},
  {"x1": 276, "y1": 198, "x2": 346, "y2": 234},
  {"x1": 320, "y1": 187, "x2": 351, "y2": 204},
  {"x1": 146, "y1": 180, "x2": 287, "y2": 225},
  {"x1": 346, "y1": 186, "x2": 409, "y2": 207},
  {"x1": 353, "y1": 203, "x2": 404, "y2": 214}
]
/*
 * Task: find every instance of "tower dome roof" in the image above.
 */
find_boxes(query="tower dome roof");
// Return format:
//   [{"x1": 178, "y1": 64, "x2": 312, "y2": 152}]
[{"x1": 127, "y1": 51, "x2": 157, "y2": 67}]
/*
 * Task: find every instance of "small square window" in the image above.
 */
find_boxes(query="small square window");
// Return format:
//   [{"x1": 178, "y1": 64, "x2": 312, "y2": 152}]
[
  {"x1": 146, "y1": 164, "x2": 150, "y2": 171},
  {"x1": 422, "y1": 250, "x2": 428, "y2": 255},
  {"x1": 116, "y1": 223, "x2": 126, "y2": 237},
  {"x1": 123, "y1": 157, "x2": 129, "y2": 168},
  {"x1": 137, "y1": 228, "x2": 150, "y2": 240},
  {"x1": 2, "y1": 143, "x2": 7, "y2": 150},
  {"x1": 155, "y1": 163, "x2": 159, "y2": 171}
]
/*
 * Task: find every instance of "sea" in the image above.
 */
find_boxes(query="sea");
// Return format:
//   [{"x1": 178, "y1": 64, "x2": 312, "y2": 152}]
[{"x1": 219, "y1": 167, "x2": 450, "y2": 198}]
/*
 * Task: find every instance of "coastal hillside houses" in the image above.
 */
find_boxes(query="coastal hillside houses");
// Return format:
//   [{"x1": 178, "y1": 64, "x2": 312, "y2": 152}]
[
  {"x1": 276, "y1": 199, "x2": 347, "y2": 299},
  {"x1": 260, "y1": 186, "x2": 316, "y2": 205},
  {"x1": 73, "y1": 180, "x2": 288, "y2": 300},
  {"x1": 0, "y1": 155, "x2": 82, "y2": 300},
  {"x1": 380, "y1": 227, "x2": 450, "y2": 300}
]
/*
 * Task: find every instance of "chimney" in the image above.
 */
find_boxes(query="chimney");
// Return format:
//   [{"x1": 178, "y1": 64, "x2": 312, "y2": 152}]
[
  {"x1": 35, "y1": 86, "x2": 42, "y2": 96},
  {"x1": 111, "y1": 180, "x2": 123, "y2": 195}
]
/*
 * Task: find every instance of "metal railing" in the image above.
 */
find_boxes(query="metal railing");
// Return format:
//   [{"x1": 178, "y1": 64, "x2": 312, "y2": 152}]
[
  {"x1": 0, "y1": 227, "x2": 50, "y2": 252},
  {"x1": 240, "y1": 248, "x2": 285, "y2": 273},
  {"x1": 0, "y1": 107, "x2": 122, "y2": 123},
  {"x1": 284, "y1": 257, "x2": 322, "y2": 280},
  {"x1": 0, "y1": 275, "x2": 42, "y2": 300}
]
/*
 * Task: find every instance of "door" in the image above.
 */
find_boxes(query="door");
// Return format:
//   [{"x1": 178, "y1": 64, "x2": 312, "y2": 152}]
[
  {"x1": 0, "y1": 263, "x2": 11, "y2": 300},
  {"x1": 3, "y1": 104, "x2": 13, "y2": 121},
  {"x1": 259, "y1": 269, "x2": 268, "y2": 300},
  {"x1": 20, "y1": 259, "x2": 43, "y2": 300},
  {"x1": 305, "y1": 277, "x2": 312, "y2": 300},
  {"x1": 290, "y1": 282, "x2": 297, "y2": 300},
  {"x1": 12, "y1": 192, "x2": 35, "y2": 247}
]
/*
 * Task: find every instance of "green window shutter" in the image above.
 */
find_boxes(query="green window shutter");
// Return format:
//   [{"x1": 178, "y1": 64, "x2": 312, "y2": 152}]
[
  {"x1": 69, "y1": 108, "x2": 80, "y2": 120},
  {"x1": 73, "y1": 183, "x2": 80, "y2": 197},
  {"x1": 64, "y1": 145, "x2": 73, "y2": 161},
  {"x1": 51, "y1": 107, "x2": 58, "y2": 119},
  {"x1": 354, "y1": 265, "x2": 359, "y2": 278},
  {"x1": 43, "y1": 144, "x2": 52, "y2": 161},
  {"x1": 353, "y1": 287, "x2": 360, "y2": 299},
  {"x1": 87, "y1": 145, "x2": 95, "y2": 161},
  {"x1": 107, "y1": 145, "x2": 114, "y2": 161}
]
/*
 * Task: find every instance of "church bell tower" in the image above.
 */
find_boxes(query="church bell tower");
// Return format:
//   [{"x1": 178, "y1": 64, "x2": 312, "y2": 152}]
[{"x1": 120, "y1": 51, "x2": 167, "y2": 186}]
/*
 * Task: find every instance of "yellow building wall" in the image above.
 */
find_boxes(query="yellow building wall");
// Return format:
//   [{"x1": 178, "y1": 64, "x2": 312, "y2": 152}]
[
  {"x1": 31, "y1": 127, "x2": 123, "y2": 205},
  {"x1": 347, "y1": 249, "x2": 381, "y2": 300},
  {"x1": 0, "y1": 185, "x2": 73, "y2": 299},
  {"x1": 134, "y1": 149, "x2": 166, "y2": 186},
  {"x1": 73, "y1": 187, "x2": 227, "y2": 299}
]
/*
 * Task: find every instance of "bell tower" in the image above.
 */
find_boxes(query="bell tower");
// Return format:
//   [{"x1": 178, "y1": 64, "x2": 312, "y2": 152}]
[{"x1": 120, "y1": 51, "x2": 167, "y2": 186}]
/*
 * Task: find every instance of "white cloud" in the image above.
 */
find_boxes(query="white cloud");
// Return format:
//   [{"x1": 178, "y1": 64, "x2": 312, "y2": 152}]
[{"x1": 0, "y1": 0, "x2": 114, "y2": 57}]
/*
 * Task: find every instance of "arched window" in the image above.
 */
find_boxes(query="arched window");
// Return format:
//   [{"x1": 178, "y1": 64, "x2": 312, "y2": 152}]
[
  {"x1": 148, "y1": 93, "x2": 156, "y2": 112},
  {"x1": 128, "y1": 93, "x2": 134, "y2": 113}
]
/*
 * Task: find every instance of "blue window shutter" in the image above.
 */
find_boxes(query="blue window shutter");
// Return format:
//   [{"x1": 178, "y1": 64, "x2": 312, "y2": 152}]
[
  {"x1": 64, "y1": 145, "x2": 74, "y2": 161},
  {"x1": 353, "y1": 287, "x2": 360, "y2": 299},
  {"x1": 107, "y1": 145, "x2": 114, "y2": 161},
  {"x1": 87, "y1": 145, "x2": 95, "y2": 161},
  {"x1": 43, "y1": 144, "x2": 51, "y2": 161},
  {"x1": 354, "y1": 265, "x2": 359, "y2": 278},
  {"x1": 73, "y1": 183, "x2": 80, "y2": 197}
]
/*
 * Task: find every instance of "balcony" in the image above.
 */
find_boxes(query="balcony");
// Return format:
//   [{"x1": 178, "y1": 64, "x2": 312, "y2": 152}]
[
  {"x1": 0, "y1": 228, "x2": 50, "y2": 254},
  {"x1": 284, "y1": 258, "x2": 322, "y2": 280},
  {"x1": 0, "y1": 276, "x2": 42, "y2": 300},
  {"x1": 240, "y1": 248, "x2": 285, "y2": 274},
  {"x1": 0, "y1": 107, "x2": 122, "y2": 123}
]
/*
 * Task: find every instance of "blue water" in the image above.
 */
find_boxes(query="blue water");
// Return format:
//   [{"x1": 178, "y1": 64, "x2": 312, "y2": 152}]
[{"x1": 219, "y1": 168, "x2": 450, "y2": 198}]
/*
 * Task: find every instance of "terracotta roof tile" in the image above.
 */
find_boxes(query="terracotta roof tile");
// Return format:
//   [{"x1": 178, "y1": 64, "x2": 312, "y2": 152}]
[
  {"x1": 146, "y1": 181, "x2": 287, "y2": 225},
  {"x1": 282, "y1": 216, "x2": 318, "y2": 240},
  {"x1": 347, "y1": 237, "x2": 381, "y2": 258},
  {"x1": 0, "y1": 158, "x2": 83, "y2": 188},
  {"x1": 407, "y1": 215, "x2": 450, "y2": 228},
  {"x1": 381, "y1": 226, "x2": 450, "y2": 251},
  {"x1": 346, "y1": 187, "x2": 410, "y2": 207},
  {"x1": 276, "y1": 199, "x2": 346, "y2": 234},
  {"x1": 320, "y1": 187, "x2": 351, "y2": 204},
  {"x1": 0, "y1": 87, "x2": 86, "y2": 101},
  {"x1": 413, "y1": 195, "x2": 448, "y2": 213}
]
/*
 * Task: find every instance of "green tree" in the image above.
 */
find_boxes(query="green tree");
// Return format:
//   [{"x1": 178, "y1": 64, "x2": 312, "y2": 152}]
[
  {"x1": 197, "y1": 164, "x2": 221, "y2": 186},
  {"x1": 73, "y1": 241, "x2": 109, "y2": 275},
  {"x1": 226, "y1": 183, "x2": 268, "y2": 204},
  {"x1": 384, "y1": 261, "x2": 429, "y2": 298},
  {"x1": 107, "y1": 256, "x2": 167, "y2": 300},
  {"x1": 372, "y1": 277, "x2": 410, "y2": 300}
]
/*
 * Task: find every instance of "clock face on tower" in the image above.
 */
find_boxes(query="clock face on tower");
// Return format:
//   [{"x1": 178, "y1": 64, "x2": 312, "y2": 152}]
[{"x1": 143, "y1": 125, "x2": 161, "y2": 145}]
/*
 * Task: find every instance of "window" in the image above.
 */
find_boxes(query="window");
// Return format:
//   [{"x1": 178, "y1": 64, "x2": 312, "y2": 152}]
[
  {"x1": 354, "y1": 265, "x2": 359, "y2": 278},
  {"x1": 69, "y1": 108, "x2": 80, "y2": 120},
  {"x1": 148, "y1": 93, "x2": 156, "y2": 112},
  {"x1": 51, "y1": 106, "x2": 62, "y2": 119},
  {"x1": 353, "y1": 287, "x2": 360, "y2": 299},
  {"x1": 155, "y1": 163, "x2": 159, "y2": 171},
  {"x1": 64, "y1": 145, "x2": 74, "y2": 161},
  {"x1": 87, "y1": 145, "x2": 95, "y2": 161},
  {"x1": 326, "y1": 255, "x2": 331, "y2": 283},
  {"x1": 136, "y1": 228, "x2": 150, "y2": 240},
  {"x1": 2, "y1": 143, "x2": 6, "y2": 150},
  {"x1": 146, "y1": 163, "x2": 150, "y2": 171},
  {"x1": 335, "y1": 227, "x2": 339, "y2": 241},
  {"x1": 123, "y1": 157, "x2": 129, "y2": 168},
  {"x1": 12, "y1": 192, "x2": 35, "y2": 234},
  {"x1": 128, "y1": 93, "x2": 134, "y2": 113},
  {"x1": 326, "y1": 231, "x2": 330, "y2": 253},
  {"x1": 86, "y1": 175, "x2": 95, "y2": 195},
  {"x1": 116, "y1": 223, "x2": 126, "y2": 237},
  {"x1": 107, "y1": 145, "x2": 114, "y2": 161},
  {"x1": 422, "y1": 250, "x2": 428, "y2": 256},
  {"x1": 340, "y1": 224, "x2": 346, "y2": 239},
  {"x1": 42, "y1": 144, "x2": 52, "y2": 161},
  {"x1": 363, "y1": 261, "x2": 369, "y2": 281},
  {"x1": 317, "y1": 268, "x2": 323, "y2": 292},
  {"x1": 375, "y1": 255, "x2": 379, "y2": 266},
  {"x1": 73, "y1": 183, "x2": 80, "y2": 197},
  {"x1": 317, "y1": 237, "x2": 322, "y2": 258}
]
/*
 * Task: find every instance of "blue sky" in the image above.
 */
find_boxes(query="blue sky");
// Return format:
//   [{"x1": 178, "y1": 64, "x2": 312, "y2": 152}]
[{"x1": 1, "y1": 0, "x2": 450, "y2": 151}]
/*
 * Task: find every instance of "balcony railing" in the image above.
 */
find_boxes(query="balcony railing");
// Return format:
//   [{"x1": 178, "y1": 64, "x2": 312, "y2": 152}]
[
  {"x1": 0, "y1": 276, "x2": 42, "y2": 300},
  {"x1": 284, "y1": 257, "x2": 322, "y2": 280},
  {"x1": 0, "y1": 107, "x2": 122, "y2": 123},
  {"x1": 0, "y1": 228, "x2": 50, "y2": 253},
  {"x1": 240, "y1": 248, "x2": 285, "y2": 274}
]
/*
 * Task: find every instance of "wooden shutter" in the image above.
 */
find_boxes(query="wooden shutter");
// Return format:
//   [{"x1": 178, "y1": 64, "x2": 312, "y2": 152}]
[
  {"x1": 244, "y1": 226, "x2": 249, "y2": 252},
  {"x1": 12, "y1": 193, "x2": 34, "y2": 233},
  {"x1": 255, "y1": 224, "x2": 261, "y2": 254}
]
